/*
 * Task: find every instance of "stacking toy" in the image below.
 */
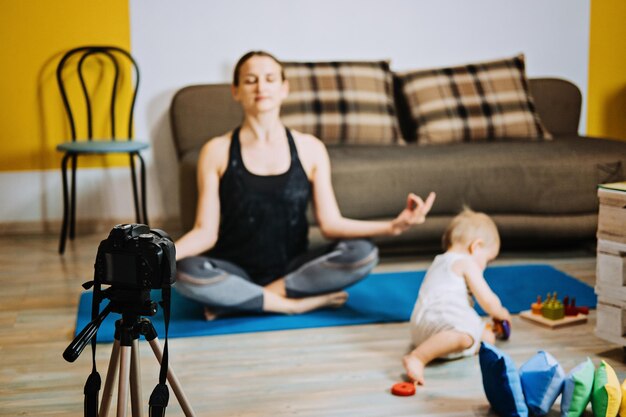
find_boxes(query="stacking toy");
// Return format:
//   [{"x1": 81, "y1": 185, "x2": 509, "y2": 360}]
[
  {"x1": 564, "y1": 296, "x2": 578, "y2": 316},
  {"x1": 531, "y1": 295, "x2": 543, "y2": 315},
  {"x1": 576, "y1": 306, "x2": 589, "y2": 315},
  {"x1": 541, "y1": 292, "x2": 564, "y2": 320},
  {"x1": 391, "y1": 382, "x2": 416, "y2": 396}
]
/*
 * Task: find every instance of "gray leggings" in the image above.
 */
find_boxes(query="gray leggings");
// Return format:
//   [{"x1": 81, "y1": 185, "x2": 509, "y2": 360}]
[{"x1": 174, "y1": 239, "x2": 378, "y2": 314}]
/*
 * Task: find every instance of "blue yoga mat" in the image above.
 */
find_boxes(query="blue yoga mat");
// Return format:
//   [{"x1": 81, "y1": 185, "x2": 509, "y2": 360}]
[{"x1": 74, "y1": 264, "x2": 596, "y2": 342}]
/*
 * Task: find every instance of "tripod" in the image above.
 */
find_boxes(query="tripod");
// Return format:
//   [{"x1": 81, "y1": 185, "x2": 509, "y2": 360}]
[{"x1": 98, "y1": 314, "x2": 195, "y2": 417}]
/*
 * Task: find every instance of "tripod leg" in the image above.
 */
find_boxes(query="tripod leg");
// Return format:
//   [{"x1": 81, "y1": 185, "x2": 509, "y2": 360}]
[
  {"x1": 129, "y1": 339, "x2": 143, "y2": 417},
  {"x1": 147, "y1": 337, "x2": 196, "y2": 417},
  {"x1": 100, "y1": 340, "x2": 121, "y2": 417},
  {"x1": 117, "y1": 345, "x2": 132, "y2": 417}
]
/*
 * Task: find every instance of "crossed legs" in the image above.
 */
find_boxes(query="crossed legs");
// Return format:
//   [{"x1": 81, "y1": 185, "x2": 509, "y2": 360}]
[{"x1": 174, "y1": 239, "x2": 378, "y2": 318}]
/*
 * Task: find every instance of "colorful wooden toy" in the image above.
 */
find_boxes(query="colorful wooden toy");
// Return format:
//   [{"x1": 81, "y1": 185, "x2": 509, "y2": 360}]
[
  {"x1": 564, "y1": 296, "x2": 579, "y2": 316},
  {"x1": 521, "y1": 293, "x2": 589, "y2": 328},
  {"x1": 541, "y1": 292, "x2": 564, "y2": 320},
  {"x1": 531, "y1": 295, "x2": 543, "y2": 315},
  {"x1": 391, "y1": 382, "x2": 416, "y2": 396}
]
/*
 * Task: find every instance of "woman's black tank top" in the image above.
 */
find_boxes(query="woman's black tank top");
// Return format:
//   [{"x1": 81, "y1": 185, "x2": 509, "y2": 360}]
[{"x1": 209, "y1": 127, "x2": 311, "y2": 286}]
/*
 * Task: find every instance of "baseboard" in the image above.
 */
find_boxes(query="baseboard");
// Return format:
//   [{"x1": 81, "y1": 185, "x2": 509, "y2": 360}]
[{"x1": 0, "y1": 217, "x2": 183, "y2": 237}]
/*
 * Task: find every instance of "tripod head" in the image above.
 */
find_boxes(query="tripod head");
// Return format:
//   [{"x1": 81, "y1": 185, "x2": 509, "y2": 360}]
[{"x1": 63, "y1": 286, "x2": 159, "y2": 363}]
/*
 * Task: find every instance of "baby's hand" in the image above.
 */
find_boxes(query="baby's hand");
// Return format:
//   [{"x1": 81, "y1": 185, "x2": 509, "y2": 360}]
[{"x1": 499, "y1": 308, "x2": 511, "y2": 323}]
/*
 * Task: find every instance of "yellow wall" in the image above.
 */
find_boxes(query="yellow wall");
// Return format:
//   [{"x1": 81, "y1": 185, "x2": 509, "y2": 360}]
[
  {"x1": 588, "y1": 0, "x2": 626, "y2": 141},
  {"x1": 0, "y1": 0, "x2": 131, "y2": 172},
  {"x1": 2, "y1": 1, "x2": 623, "y2": 173}
]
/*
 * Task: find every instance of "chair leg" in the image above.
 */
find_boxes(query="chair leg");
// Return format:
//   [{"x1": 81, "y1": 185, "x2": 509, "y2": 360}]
[
  {"x1": 137, "y1": 152, "x2": 148, "y2": 226},
  {"x1": 69, "y1": 154, "x2": 78, "y2": 239},
  {"x1": 129, "y1": 153, "x2": 141, "y2": 224},
  {"x1": 59, "y1": 154, "x2": 71, "y2": 254}
]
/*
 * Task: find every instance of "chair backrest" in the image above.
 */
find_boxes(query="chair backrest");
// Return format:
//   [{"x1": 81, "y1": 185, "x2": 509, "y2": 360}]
[{"x1": 56, "y1": 46, "x2": 140, "y2": 141}]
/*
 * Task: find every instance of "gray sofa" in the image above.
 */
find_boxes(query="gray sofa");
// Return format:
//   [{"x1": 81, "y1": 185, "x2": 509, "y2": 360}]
[{"x1": 170, "y1": 78, "x2": 626, "y2": 251}]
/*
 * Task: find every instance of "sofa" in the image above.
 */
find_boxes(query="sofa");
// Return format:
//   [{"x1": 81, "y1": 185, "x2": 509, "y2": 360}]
[{"x1": 169, "y1": 58, "x2": 626, "y2": 253}]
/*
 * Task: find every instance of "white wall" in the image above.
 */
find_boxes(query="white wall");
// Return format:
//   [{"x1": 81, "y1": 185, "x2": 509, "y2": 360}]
[{"x1": 0, "y1": 0, "x2": 590, "y2": 232}]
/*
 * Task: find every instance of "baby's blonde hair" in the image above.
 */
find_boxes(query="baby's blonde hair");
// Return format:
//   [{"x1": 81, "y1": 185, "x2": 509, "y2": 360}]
[{"x1": 442, "y1": 207, "x2": 500, "y2": 250}]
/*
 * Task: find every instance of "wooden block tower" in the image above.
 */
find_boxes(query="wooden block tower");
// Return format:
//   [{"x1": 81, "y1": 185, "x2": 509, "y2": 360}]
[{"x1": 595, "y1": 183, "x2": 626, "y2": 347}]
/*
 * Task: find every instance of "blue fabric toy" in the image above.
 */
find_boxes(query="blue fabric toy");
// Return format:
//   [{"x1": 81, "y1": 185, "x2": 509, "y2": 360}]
[
  {"x1": 519, "y1": 350, "x2": 565, "y2": 415},
  {"x1": 479, "y1": 342, "x2": 528, "y2": 417}
]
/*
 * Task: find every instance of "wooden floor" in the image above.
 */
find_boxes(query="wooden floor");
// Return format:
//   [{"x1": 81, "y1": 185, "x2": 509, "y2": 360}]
[{"x1": 0, "y1": 232, "x2": 623, "y2": 417}]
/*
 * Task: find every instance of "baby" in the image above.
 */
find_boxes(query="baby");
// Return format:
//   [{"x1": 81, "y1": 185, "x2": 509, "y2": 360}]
[{"x1": 403, "y1": 208, "x2": 511, "y2": 385}]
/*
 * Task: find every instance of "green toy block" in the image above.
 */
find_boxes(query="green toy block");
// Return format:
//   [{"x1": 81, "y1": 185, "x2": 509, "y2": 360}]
[{"x1": 541, "y1": 292, "x2": 565, "y2": 320}]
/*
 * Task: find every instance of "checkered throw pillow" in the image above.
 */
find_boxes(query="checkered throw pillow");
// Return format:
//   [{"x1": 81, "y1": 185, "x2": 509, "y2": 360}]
[
  {"x1": 398, "y1": 54, "x2": 552, "y2": 144},
  {"x1": 280, "y1": 61, "x2": 403, "y2": 145}
]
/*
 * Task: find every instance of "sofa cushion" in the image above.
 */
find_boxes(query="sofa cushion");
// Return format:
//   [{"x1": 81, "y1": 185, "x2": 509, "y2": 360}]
[
  {"x1": 280, "y1": 61, "x2": 403, "y2": 145},
  {"x1": 326, "y1": 136, "x2": 626, "y2": 219},
  {"x1": 398, "y1": 54, "x2": 552, "y2": 145}
]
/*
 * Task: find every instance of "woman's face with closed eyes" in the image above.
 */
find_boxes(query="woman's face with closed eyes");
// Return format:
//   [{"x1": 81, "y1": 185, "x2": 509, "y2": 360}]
[{"x1": 232, "y1": 55, "x2": 288, "y2": 114}]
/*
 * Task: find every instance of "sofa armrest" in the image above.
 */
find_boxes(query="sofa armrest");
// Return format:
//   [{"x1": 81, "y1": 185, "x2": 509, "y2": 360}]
[
  {"x1": 170, "y1": 84, "x2": 242, "y2": 158},
  {"x1": 528, "y1": 78, "x2": 581, "y2": 136}
]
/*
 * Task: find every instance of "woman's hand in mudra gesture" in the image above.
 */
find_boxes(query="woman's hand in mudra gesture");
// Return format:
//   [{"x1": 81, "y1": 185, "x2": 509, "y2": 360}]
[{"x1": 390, "y1": 192, "x2": 436, "y2": 235}]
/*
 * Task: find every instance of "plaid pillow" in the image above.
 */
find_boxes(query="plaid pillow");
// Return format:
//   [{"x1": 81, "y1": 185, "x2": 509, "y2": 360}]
[
  {"x1": 280, "y1": 61, "x2": 403, "y2": 145},
  {"x1": 398, "y1": 54, "x2": 552, "y2": 144}
]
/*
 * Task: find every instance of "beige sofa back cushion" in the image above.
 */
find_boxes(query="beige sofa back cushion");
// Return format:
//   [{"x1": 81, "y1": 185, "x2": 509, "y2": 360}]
[
  {"x1": 170, "y1": 78, "x2": 580, "y2": 157},
  {"x1": 398, "y1": 54, "x2": 553, "y2": 145},
  {"x1": 280, "y1": 61, "x2": 403, "y2": 145}
]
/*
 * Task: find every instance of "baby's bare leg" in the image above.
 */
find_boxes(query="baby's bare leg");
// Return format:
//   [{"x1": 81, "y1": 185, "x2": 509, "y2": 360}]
[{"x1": 403, "y1": 330, "x2": 474, "y2": 385}]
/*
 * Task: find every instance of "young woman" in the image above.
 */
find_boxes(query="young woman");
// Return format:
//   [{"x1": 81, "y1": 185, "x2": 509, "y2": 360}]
[{"x1": 174, "y1": 51, "x2": 436, "y2": 318}]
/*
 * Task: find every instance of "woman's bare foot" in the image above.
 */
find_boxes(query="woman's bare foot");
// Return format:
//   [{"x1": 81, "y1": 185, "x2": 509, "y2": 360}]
[
  {"x1": 262, "y1": 289, "x2": 348, "y2": 315},
  {"x1": 203, "y1": 306, "x2": 218, "y2": 321},
  {"x1": 290, "y1": 291, "x2": 348, "y2": 314},
  {"x1": 324, "y1": 291, "x2": 349, "y2": 308},
  {"x1": 403, "y1": 354, "x2": 426, "y2": 385}
]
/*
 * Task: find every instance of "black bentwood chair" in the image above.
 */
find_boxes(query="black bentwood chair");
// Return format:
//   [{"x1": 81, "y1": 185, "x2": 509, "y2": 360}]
[{"x1": 56, "y1": 46, "x2": 149, "y2": 254}]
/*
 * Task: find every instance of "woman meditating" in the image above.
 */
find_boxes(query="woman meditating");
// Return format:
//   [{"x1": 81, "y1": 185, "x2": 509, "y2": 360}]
[{"x1": 174, "y1": 51, "x2": 436, "y2": 318}]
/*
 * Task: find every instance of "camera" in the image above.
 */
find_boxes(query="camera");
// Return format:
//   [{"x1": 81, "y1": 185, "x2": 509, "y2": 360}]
[
  {"x1": 94, "y1": 223, "x2": 176, "y2": 290},
  {"x1": 65, "y1": 225, "x2": 193, "y2": 416}
]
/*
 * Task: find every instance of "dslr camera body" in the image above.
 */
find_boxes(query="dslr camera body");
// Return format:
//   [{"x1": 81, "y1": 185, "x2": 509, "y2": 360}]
[{"x1": 95, "y1": 224, "x2": 176, "y2": 291}]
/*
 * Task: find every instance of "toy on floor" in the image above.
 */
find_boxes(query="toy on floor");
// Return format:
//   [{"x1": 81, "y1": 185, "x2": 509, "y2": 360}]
[
  {"x1": 576, "y1": 305, "x2": 589, "y2": 315},
  {"x1": 531, "y1": 295, "x2": 543, "y2": 314},
  {"x1": 391, "y1": 382, "x2": 416, "y2": 396},
  {"x1": 521, "y1": 293, "x2": 589, "y2": 329},
  {"x1": 530, "y1": 293, "x2": 589, "y2": 320},
  {"x1": 563, "y1": 296, "x2": 590, "y2": 316},
  {"x1": 492, "y1": 319, "x2": 511, "y2": 340},
  {"x1": 541, "y1": 292, "x2": 564, "y2": 320},
  {"x1": 563, "y1": 296, "x2": 577, "y2": 316}
]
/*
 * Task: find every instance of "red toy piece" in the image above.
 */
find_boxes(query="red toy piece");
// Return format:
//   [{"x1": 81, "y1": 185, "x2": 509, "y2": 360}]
[
  {"x1": 563, "y1": 297, "x2": 590, "y2": 315},
  {"x1": 577, "y1": 306, "x2": 590, "y2": 315},
  {"x1": 564, "y1": 297, "x2": 578, "y2": 316},
  {"x1": 391, "y1": 382, "x2": 416, "y2": 396}
]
